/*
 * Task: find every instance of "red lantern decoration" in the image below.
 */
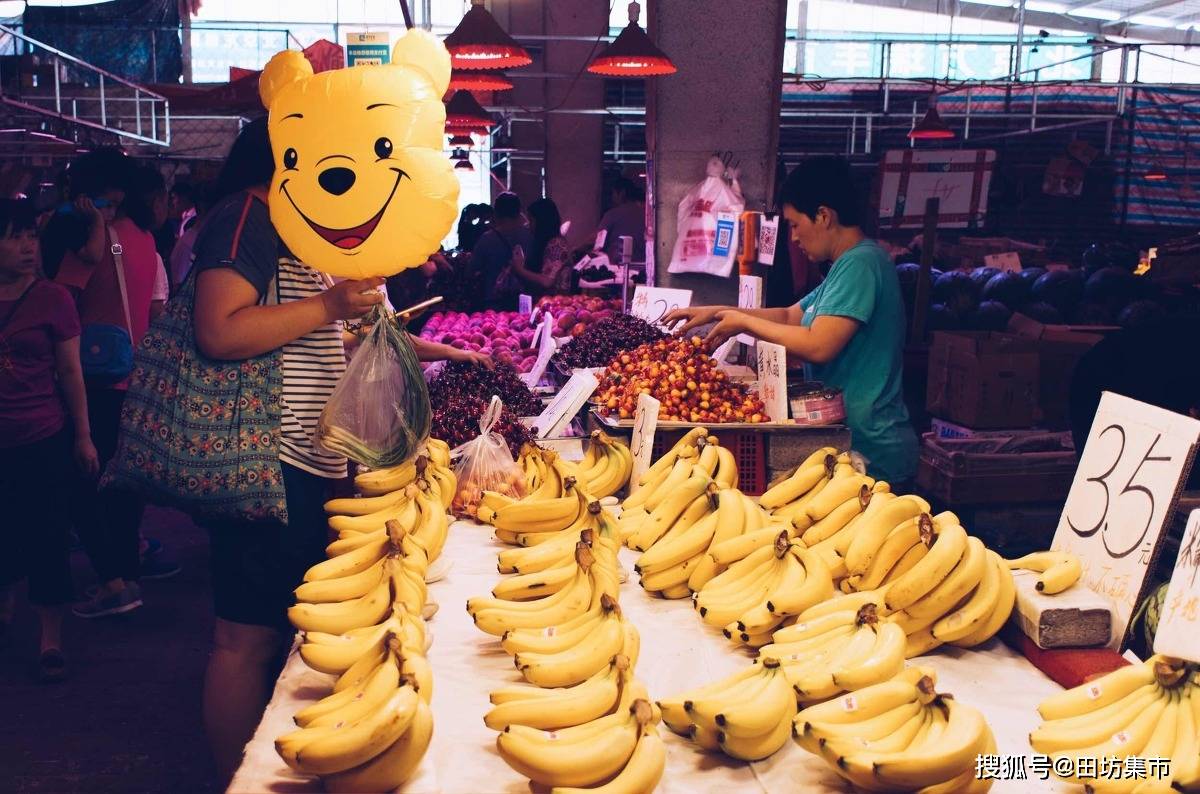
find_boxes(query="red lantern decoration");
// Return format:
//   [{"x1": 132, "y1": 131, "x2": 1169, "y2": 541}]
[
  {"x1": 444, "y1": 0, "x2": 532, "y2": 70},
  {"x1": 587, "y1": 2, "x2": 676, "y2": 77}
]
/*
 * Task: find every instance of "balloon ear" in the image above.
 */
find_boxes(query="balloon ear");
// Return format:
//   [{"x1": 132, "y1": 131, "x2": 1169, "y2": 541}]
[
  {"x1": 259, "y1": 50, "x2": 313, "y2": 108},
  {"x1": 391, "y1": 28, "x2": 451, "y2": 97}
]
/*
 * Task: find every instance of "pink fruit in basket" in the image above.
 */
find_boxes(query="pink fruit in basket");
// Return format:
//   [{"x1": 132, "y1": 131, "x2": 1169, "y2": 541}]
[
  {"x1": 481, "y1": 322, "x2": 496, "y2": 335},
  {"x1": 571, "y1": 323, "x2": 586, "y2": 336},
  {"x1": 451, "y1": 339, "x2": 468, "y2": 349},
  {"x1": 520, "y1": 356, "x2": 537, "y2": 370},
  {"x1": 468, "y1": 342, "x2": 481, "y2": 352},
  {"x1": 440, "y1": 333, "x2": 456, "y2": 345}
]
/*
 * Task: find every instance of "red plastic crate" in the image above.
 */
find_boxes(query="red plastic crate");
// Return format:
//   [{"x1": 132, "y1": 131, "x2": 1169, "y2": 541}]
[{"x1": 650, "y1": 430, "x2": 767, "y2": 495}]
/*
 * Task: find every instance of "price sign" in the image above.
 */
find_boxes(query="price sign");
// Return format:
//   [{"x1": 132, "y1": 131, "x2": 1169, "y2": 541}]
[
  {"x1": 1051, "y1": 392, "x2": 1200, "y2": 648},
  {"x1": 521, "y1": 314, "x2": 557, "y2": 389},
  {"x1": 737, "y1": 275, "x2": 763, "y2": 347},
  {"x1": 630, "y1": 286, "x2": 692, "y2": 331},
  {"x1": 628, "y1": 393, "x2": 661, "y2": 493},
  {"x1": 756, "y1": 341, "x2": 788, "y2": 423},
  {"x1": 1154, "y1": 509, "x2": 1200, "y2": 662},
  {"x1": 532, "y1": 370, "x2": 598, "y2": 438},
  {"x1": 984, "y1": 251, "x2": 1022, "y2": 272},
  {"x1": 594, "y1": 229, "x2": 607, "y2": 252},
  {"x1": 758, "y1": 216, "x2": 779, "y2": 266},
  {"x1": 713, "y1": 212, "x2": 737, "y2": 257},
  {"x1": 518, "y1": 294, "x2": 532, "y2": 316}
]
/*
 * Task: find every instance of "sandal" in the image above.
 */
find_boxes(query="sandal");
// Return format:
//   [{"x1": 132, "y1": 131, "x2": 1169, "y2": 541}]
[{"x1": 38, "y1": 649, "x2": 66, "y2": 684}]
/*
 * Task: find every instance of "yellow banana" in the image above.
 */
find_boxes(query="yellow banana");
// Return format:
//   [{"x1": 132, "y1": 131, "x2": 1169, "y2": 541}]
[
  {"x1": 320, "y1": 699, "x2": 434, "y2": 793},
  {"x1": 844, "y1": 494, "x2": 930, "y2": 575},
  {"x1": 1006, "y1": 550, "x2": 1083, "y2": 594}
]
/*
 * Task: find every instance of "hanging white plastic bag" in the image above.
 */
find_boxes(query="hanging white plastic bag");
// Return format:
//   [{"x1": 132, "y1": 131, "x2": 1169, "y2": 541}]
[
  {"x1": 667, "y1": 155, "x2": 745, "y2": 278},
  {"x1": 450, "y1": 395, "x2": 527, "y2": 519}
]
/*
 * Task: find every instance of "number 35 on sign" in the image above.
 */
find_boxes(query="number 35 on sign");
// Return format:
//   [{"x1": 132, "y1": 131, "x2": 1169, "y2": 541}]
[{"x1": 1051, "y1": 392, "x2": 1200, "y2": 648}]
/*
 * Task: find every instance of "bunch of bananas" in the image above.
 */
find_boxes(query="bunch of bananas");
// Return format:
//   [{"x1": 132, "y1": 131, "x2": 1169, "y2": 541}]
[
  {"x1": 275, "y1": 442, "x2": 456, "y2": 791},
  {"x1": 1005, "y1": 550, "x2": 1084, "y2": 594},
  {"x1": 658, "y1": 657, "x2": 798, "y2": 761},
  {"x1": 567, "y1": 430, "x2": 634, "y2": 499},
  {"x1": 1031, "y1": 655, "x2": 1200, "y2": 792},
  {"x1": 620, "y1": 429, "x2": 739, "y2": 537},
  {"x1": 516, "y1": 444, "x2": 573, "y2": 496},
  {"x1": 793, "y1": 667, "x2": 997, "y2": 793}
]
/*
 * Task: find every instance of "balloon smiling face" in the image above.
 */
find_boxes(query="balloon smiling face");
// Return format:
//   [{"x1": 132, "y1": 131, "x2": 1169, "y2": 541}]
[{"x1": 260, "y1": 31, "x2": 459, "y2": 279}]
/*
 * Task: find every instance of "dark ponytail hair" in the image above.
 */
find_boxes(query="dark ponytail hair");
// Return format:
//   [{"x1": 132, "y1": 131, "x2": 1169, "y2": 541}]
[{"x1": 214, "y1": 117, "x2": 274, "y2": 201}]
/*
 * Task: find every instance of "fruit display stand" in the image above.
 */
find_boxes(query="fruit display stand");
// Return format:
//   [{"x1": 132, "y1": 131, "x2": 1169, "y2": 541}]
[{"x1": 231, "y1": 516, "x2": 1082, "y2": 793}]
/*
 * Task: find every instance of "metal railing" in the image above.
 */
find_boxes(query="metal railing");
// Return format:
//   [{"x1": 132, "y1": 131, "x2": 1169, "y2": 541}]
[{"x1": 0, "y1": 24, "x2": 169, "y2": 146}]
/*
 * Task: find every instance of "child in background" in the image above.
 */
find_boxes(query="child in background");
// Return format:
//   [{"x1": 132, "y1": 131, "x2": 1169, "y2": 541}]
[{"x1": 0, "y1": 199, "x2": 98, "y2": 682}]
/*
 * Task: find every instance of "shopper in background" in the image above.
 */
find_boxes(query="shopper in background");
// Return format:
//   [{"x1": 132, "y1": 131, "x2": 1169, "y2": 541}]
[
  {"x1": 473, "y1": 191, "x2": 532, "y2": 309},
  {"x1": 0, "y1": 200, "x2": 98, "y2": 682},
  {"x1": 594, "y1": 177, "x2": 645, "y2": 262},
  {"x1": 456, "y1": 202, "x2": 493, "y2": 252},
  {"x1": 509, "y1": 197, "x2": 572, "y2": 296},
  {"x1": 57, "y1": 158, "x2": 177, "y2": 623},
  {"x1": 186, "y1": 118, "x2": 384, "y2": 784},
  {"x1": 665, "y1": 157, "x2": 918, "y2": 484},
  {"x1": 169, "y1": 182, "x2": 212, "y2": 289},
  {"x1": 40, "y1": 148, "x2": 129, "y2": 281}
]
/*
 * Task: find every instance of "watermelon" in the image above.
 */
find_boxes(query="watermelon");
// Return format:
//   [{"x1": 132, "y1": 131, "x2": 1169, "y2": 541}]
[
  {"x1": 928, "y1": 303, "x2": 961, "y2": 331},
  {"x1": 1081, "y1": 243, "x2": 1109, "y2": 274},
  {"x1": 970, "y1": 266, "x2": 1001, "y2": 290},
  {"x1": 969, "y1": 300, "x2": 1012, "y2": 331},
  {"x1": 1085, "y1": 267, "x2": 1139, "y2": 316},
  {"x1": 895, "y1": 262, "x2": 921, "y2": 310},
  {"x1": 1070, "y1": 301, "x2": 1115, "y2": 325},
  {"x1": 982, "y1": 271, "x2": 1030, "y2": 310},
  {"x1": 932, "y1": 271, "x2": 980, "y2": 316},
  {"x1": 1032, "y1": 269, "x2": 1085, "y2": 313},
  {"x1": 1117, "y1": 299, "x2": 1164, "y2": 329},
  {"x1": 1017, "y1": 267, "x2": 1046, "y2": 290},
  {"x1": 1020, "y1": 301, "x2": 1064, "y2": 324}
]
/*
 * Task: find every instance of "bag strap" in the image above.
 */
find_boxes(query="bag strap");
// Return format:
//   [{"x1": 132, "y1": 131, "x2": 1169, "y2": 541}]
[
  {"x1": 0, "y1": 280, "x2": 37, "y2": 333},
  {"x1": 480, "y1": 394, "x2": 503, "y2": 434},
  {"x1": 108, "y1": 224, "x2": 133, "y2": 335}
]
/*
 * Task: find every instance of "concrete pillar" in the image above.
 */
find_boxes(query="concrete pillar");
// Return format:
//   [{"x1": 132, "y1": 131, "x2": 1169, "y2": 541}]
[{"x1": 647, "y1": 0, "x2": 788, "y2": 304}]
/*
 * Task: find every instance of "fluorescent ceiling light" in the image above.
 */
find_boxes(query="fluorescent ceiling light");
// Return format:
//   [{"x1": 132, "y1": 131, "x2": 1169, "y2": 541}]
[
  {"x1": 962, "y1": 0, "x2": 1015, "y2": 7},
  {"x1": 1025, "y1": 1, "x2": 1066, "y2": 11},
  {"x1": 1129, "y1": 15, "x2": 1173, "y2": 25},
  {"x1": 1071, "y1": 7, "x2": 1121, "y2": 19}
]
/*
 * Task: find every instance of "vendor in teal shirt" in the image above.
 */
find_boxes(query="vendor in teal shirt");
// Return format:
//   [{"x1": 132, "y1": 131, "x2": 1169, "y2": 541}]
[{"x1": 665, "y1": 157, "x2": 918, "y2": 483}]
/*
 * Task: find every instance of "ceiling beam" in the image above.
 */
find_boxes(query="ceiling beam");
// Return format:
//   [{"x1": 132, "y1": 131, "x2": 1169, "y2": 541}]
[
  {"x1": 861, "y1": 0, "x2": 1200, "y2": 44},
  {"x1": 1105, "y1": 0, "x2": 1188, "y2": 25}
]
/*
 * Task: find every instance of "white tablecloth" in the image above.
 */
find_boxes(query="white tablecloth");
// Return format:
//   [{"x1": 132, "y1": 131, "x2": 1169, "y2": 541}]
[{"x1": 231, "y1": 521, "x2": 1074, "y2": 793}]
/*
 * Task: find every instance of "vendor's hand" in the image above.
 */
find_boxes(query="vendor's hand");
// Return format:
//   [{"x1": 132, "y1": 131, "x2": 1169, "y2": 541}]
[
  {"x1": 511, "y1": 245, "x2": 526, "y2": 271},
  {"x1": 662, "y1": 305, "x2": 723, "y2": 336},
  {"x1": 702, "y1": 310, "x2": 748, "y2": 350},
  {"x1": 453, "y1": 349, "x2": 494, "y2": 369},
  {"x1": 74, "y1": 195, "x2": 104, "y2": 225},
  {"x1": 321, "y1": 277, "x2": 385, "y2": 321},
  {"x1": 74, "y1": 435, "x2": 100, "y2": 478}
]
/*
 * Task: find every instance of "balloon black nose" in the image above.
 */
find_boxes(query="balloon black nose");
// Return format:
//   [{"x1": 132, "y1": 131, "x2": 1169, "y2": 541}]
[{"x1": 318, "y1": 167, "x2": 356, "y2": 196}]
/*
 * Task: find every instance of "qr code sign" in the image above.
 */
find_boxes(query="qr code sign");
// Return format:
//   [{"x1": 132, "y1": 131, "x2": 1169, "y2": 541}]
[
  {"x1": 760, "y1": 223, "x2": 777, "y2": 257},
  {"x1": 716, "y1": 227, "x2": 732, "y2": 250}
]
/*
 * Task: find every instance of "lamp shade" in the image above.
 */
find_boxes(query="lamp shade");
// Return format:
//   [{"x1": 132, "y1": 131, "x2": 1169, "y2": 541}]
[
  {"x1": 1145, "y1": 166, "x2": 1168, "y2": 181},
  {"x1": 587, "y1": 2, "x2": 676, "y2": 77},
  {"x1": 444, "y1": 0, "x2": 532, "y2": 70},
  {"x1": 908, "y1": 105, "x2": 955, "y2": 140},
  {"x1": 448, "y1": 69, "x2": 514, "y2": 92},
  {"x1": 445, "y1": 89, "x2": 495, "y2": 129},
  {"x1": 455, "y1": 159, "x2": 476, "y2": 171},
  {"x1": 448, "y1": 133, "x2": 475, "y2": 148}
]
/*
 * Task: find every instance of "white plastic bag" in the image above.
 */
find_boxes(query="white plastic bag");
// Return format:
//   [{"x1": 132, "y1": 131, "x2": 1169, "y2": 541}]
[
  {"x1": 450, "y1": 395, "x2": 527, "y2": 518},
  {"x1": 667, "y1": 156, "x2": 746, "y2": 278}
]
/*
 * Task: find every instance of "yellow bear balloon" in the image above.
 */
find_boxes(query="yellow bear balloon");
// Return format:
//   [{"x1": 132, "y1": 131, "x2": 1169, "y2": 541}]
[{"x1": 259, "y1": 30, "x2": 460, "y2": 279}]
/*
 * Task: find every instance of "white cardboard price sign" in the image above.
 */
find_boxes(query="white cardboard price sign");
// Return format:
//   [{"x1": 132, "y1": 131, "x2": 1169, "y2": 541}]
[
  {"x1": 756, "y1": 341, "x2": 788, "y2": 423},
  {"x1": 518, "y1": 294, "x2": 532, "y2": 316},
  {"x1": 594, "y1": 230, "x2": 607, "y2": 253},
  {"x1": 1154, "y1": 509, "x2": 1200, "y2": 662},
  {"x1": 630, "y1": 286, "x2": 692, "y2": 331},
  {"x1": 521, "y1": 313, "x2": 556, "y2": 389},
  {"x1": 737, "y1": 275, "x2": 763, "y2": 347},
  {"x1": 532, "y1": 370, "x2": 598, "y2": 438},
  {"x1": 758, "y1": 216, "x2": 779, "y2": 266},
  {"x1": 984, "y1": 251, "x2": 1022, "y2": 272},
  {"x1": 1051, "y1": 392, "x2": 1200, "y2": 648},
  {"x1": 628, "y1": 393, "x2": 661, "y2": 494}
]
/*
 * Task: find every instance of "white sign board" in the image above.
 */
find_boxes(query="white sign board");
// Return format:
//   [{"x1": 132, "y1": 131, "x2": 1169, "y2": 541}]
[
  {"x1": 630, "y1": 286, "x2": 692, "y2": 331},
  {"x1": 594, "y1": 230, "x2": 607, "y2": 252},
  {"x1": 518, "y1": 294, "x2": 532, "y2": 316},
  {"x1": 1154, "y1": 509, "x2": 1200, "y2": 662},
  {"x1": 1051, "y1": 392, "x2": 1200, "y2": 648},
  {"x1": 878, "y1": 149, "x2": 996, "y2": 229},
  {"x1": 984, "y1": 252, "x2": 1022, "y2": 273},
  {"x1": 532, "y1": 370, "x2": 598, "y2": 438},
  {"x1": 521, "y1": 314, "x2": 556, "y2": 390},
  {"x1": 758, "y1": 216, "x2": 779, "y2": 266},
  {"x1": 345, "y1": 31, "x2": 390, "y2": 66},
  {"x1": 755, "y1": 341, "x2": 788, "y2": 423},
  {"x1": 628, "y1": 393, "x2": 661, "y2": 493},
  {"x1": 737, "y1": 275, "x2": 763, "y2": 347}
]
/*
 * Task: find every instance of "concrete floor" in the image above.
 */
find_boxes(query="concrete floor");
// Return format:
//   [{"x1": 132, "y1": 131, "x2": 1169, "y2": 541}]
[{"x1": 1, "y1": 507, "x2": 221, "y2": 794}]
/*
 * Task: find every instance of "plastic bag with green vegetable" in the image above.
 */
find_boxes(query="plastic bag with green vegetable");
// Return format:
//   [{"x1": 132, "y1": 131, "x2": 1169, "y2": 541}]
[{"x1": 316, "y1": 305, "x2": 431, "y2": 468}]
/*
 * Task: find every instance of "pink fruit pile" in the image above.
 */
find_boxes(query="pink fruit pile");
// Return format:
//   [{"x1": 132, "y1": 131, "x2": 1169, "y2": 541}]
[
  {"x1": 419, "y1": 311, "x2": 540, "y2": 371},
  {"x1": 535, "y1": 295, "x2": 623, "y2": 338}
]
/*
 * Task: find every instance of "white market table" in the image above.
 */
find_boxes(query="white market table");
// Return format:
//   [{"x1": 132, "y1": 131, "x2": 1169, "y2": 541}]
[{"x1": 231, "y1": 520, "x2": 1076, "y2": 794}]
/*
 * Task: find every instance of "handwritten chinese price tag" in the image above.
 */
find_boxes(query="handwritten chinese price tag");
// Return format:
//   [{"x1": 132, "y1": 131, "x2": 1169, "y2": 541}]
[
  {"x1": 629, "y1": 286, "x2": 693, "y2": 331},
  {"x1": 984, "y1": 252, "x2": 1022, "y2": 273},
  {"x1": 518, "y1": 294, "x2": 532, "y2": 316},
  {"x1": 737, "y1": 275, "x2": 763, "y2": 347},
  {"x1": 521, "y1": 314, "x2": 557, "y2": 390},
  {"x1": 755, "y1": 341, "x2": 787, "y2": 423},
  {"x1": 532, "y1": 370, "x2": 598, "y2": 438},
  {"x1": 1154, "y1": 509, "x2": 1200, "y2": 662},
  {"x1": 1051, "y1": 392, "x2": 1200, "y2": 648},
  {"x1": 627, "y1": 393, "x2": 661, "y2": 494}
]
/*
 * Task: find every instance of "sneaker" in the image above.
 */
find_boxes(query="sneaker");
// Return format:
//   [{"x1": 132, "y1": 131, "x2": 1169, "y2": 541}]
[
  {"x1": 72, "y1": 583, "x2": 143, "y2": 619},
  {"x1": 139, "y1": 557, "x2": 182, "y2": 581}
]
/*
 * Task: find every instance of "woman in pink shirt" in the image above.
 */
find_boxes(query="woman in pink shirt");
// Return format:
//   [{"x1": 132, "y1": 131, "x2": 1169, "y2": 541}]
[{"x1": 0, "y1": 200, "x2": 98, "y2": 682}]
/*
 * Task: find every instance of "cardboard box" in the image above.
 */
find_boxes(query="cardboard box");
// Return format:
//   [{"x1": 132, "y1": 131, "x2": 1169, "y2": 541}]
[
  {"x1": 930, "y1": 417, "x2": 1073, "y2": 444},
  {"x1": 927, "y1": 331, "x2": 1040, "y2": 429},
  {"x1": 1007, "y1": 314, "x2": 1109, "y2": 427}
]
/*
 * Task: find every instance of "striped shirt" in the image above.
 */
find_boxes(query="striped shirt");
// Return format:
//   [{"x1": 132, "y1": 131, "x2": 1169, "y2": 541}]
[{"x1": 277, "y1": 256, "x2": 347, "y2": 479}]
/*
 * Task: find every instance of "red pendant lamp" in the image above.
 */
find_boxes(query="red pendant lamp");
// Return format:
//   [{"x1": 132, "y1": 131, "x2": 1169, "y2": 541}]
[
  {"x1": 448, "y1": 69, "x2": 514, "y2": 92},
  {"x1": 587, "y1": 1, "x2": 677, "y2": 77},
  {"x1": 448, "y1": 133, "x2": 476, "y2": 149},
  {"x1": 1145, "y1": 161, "x2": 1168, "y2": 181},
  {"x1": 908, "y1": 99, "x2": 955, "y2": 141},
  {"x1": 444, "y1": 0, "x2": 532, "y2": 70},
  {"x1": 445, "y1": 89, "x2": 496, "y2": 130},
  {"x1": 455, "y1": 159, "x2": 476, "y2": 172}
]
